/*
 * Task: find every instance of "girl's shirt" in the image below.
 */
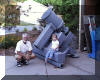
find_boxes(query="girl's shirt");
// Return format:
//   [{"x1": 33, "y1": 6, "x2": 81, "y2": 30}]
[{"x1": 51, "y1": 40, "x2": 59, "y2": 50}]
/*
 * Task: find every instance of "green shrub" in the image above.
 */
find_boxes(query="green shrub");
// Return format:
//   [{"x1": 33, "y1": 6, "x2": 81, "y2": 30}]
[
  {"x1": 0, "y1": 35, "x2": 21, "y2": 49},
  {"x1": 23, "y1": 28, "x2": 28, "y2": 32},
  {"x1": 16, "y1": 29, "x2": 19, "y2": 33},
  {"x1": 0, "y1": 36, "x2": 5, "y2": 43},
  {"x1": 32, "y1": 27, "x2": 37, "y2": 31}
]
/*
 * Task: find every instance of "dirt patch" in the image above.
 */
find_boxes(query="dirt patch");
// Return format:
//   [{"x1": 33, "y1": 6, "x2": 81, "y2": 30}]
[{"x1": 0, "y1": 49, "x2": 5, "y2": 56}]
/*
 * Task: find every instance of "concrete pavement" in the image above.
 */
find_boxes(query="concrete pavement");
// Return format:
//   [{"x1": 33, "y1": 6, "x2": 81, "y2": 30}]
[{"x1": 5, "y1": 52, "x2": 95, "y2": 75}]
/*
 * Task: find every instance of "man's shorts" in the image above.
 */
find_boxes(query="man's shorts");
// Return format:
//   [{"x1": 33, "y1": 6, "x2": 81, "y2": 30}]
[{"x1": 15, "y1": 53, "x2": 35, "y2": 59}]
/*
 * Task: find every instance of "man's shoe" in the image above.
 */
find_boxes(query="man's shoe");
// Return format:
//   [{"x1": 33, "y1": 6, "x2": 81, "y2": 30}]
[
  {"x1": 21, "y1": 58, "x2": 26, "y2": 65},
  {"x1": 17, "y1": 61, "x2": 22, "y2": 67},
  {"x1": 23, "y1": 60, "x2": 29, "y2": 65}
]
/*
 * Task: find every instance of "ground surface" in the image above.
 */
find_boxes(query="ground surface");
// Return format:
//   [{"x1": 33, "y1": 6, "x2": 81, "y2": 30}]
[{"x1": 5, "y1": 52, "x2": 95, "y2": 75}]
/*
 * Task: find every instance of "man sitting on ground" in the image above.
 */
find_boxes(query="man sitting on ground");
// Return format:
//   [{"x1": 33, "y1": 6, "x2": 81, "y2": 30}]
[{"x1": 15, "y1": 33, "x2": 35, "y2": 67}]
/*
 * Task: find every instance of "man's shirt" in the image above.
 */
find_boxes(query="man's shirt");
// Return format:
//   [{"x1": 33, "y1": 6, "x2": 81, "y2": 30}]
[{"x1": 15, "y1": 40, "x2": 32, "y2": 54}]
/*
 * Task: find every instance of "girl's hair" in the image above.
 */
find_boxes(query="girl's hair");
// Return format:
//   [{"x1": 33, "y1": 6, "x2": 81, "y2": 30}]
[{"x1": 52, "y1": 34, "x2": 58, "y2": 40}]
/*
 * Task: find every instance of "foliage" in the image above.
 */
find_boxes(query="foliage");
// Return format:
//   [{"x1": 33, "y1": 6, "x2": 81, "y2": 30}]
[
  {"x1": 0, "y1": 35, "x2": 21, "y2": 49},
  {"x1": 0, "y1": 0, "x2": 16, "y2": 5},
  {"x1": 5, "y1": 5, "x2": 20, "y2": 27},
  {"x1": 0, "y1": 36, "x2": 5, "y2": 43},
  {"x1": 61, "y1": 4, "x2": 79, "y2": 31},
  {"x1": 32, "y1": 27, "x2": 37, "y2": 31},
  {"x1": 14, "y1": 0, "x2": 27, "y2": 2},
  {"x1": 16, "y1": 29, "x2": 19, "y2": 33},
  {"x1": 0, "y1": 0, "x2": 17, "y2": 25},
  {"x1": 19, "y1": 21, "x2": 35, "y2": 26},
  {"x1": 34, "y1": 0, "x2": 62, "y2": 6},
  {"x1": 23, "y1": 28, "x2": 28, "y2": 32}
]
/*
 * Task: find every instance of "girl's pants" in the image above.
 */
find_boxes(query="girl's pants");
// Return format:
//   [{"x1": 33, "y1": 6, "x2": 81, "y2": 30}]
[{"x1": 45, "y1": 49, "x2": 57, "y2": 62}]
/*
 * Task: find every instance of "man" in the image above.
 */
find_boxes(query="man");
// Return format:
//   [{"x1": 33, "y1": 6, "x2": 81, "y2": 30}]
[{"x1": 15, "y1": 33, "x2": 35, "y2": 67}]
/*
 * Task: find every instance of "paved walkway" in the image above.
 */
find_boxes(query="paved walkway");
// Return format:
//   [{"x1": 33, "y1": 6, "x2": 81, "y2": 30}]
[{"x1": 5, "y1": 53, "x2": 95, "y2": 75}]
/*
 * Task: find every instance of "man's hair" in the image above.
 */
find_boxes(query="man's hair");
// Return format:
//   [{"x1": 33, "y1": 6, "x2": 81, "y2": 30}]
[{"x1": 22, "y1": 33, "x2": 28, "y2": 38}]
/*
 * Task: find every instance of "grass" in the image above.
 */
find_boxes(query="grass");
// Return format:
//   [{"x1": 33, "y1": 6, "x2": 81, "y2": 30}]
[{"x1": 17, "y1": 21, "x2": 35, "y2": 26}]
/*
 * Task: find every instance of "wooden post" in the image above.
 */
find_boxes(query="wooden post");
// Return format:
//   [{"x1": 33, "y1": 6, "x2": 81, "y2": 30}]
[{"x1": 79, "y1": 0, "x2": 85, "y2": 51}]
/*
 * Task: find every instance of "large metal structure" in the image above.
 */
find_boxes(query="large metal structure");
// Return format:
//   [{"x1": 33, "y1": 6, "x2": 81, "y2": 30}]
[{"x1": 32, "y1": 8, "x2": 77, "y2": 68}]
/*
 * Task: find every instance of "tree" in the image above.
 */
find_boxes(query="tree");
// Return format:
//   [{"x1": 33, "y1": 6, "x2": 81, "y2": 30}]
[
  {"x1": 5, "y1": 5, "x2": 20, "y2": 27},
  {"x1": 0, "y1": 0, "x2": 17, "y2": 26}
]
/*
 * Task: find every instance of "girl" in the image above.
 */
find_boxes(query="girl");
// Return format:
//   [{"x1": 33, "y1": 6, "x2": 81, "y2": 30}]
[{"x1": 45, "y1": 34, "x2": 59, "y2": 63}]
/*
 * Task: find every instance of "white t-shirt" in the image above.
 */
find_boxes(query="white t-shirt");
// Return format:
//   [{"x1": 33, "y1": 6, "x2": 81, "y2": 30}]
[
  {"x1": 51, "y1": 40, "x2": 59, "y2": 49},
  {"x1": 15, "y1": 40, "x2": 32, "y2": 54}
]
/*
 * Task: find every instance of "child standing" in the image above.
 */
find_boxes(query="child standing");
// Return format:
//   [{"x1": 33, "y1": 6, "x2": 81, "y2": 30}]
[{"x1": 45, "y1": 34, "x2": 59, "y2": 63}]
